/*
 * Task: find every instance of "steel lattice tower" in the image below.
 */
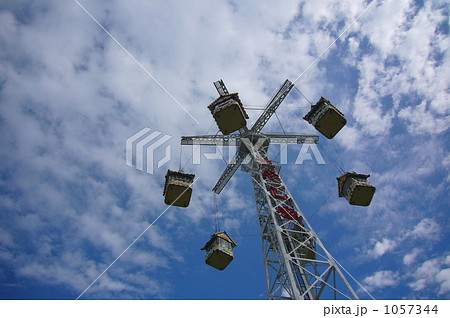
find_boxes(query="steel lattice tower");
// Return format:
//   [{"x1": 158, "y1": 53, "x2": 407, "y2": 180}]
[{"x1": 182, "y1": 80, "x2": 359, "y2": 300}]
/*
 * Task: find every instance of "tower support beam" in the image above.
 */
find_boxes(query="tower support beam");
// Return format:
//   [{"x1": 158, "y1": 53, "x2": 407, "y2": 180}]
[
  {"x1": 188, "y1": 79, "x2": 360, "y2": 299},
  {"x1": 249, "y1": 152, "x2": 359, "y2": 300}
]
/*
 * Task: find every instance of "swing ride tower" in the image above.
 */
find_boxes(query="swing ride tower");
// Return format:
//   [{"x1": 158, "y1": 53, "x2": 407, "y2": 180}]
[{"x1": 182, "y1": 80, "x2": 359, "y2": 300}]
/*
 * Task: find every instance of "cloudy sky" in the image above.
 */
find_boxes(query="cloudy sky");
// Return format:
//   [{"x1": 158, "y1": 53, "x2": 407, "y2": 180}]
[{"x1": 0, "y1": 0, "x2": 448, "y2": 300}]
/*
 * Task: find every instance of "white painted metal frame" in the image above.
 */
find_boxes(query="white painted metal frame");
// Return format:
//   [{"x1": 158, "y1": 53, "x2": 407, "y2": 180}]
[
  {"x1": 251, "y1": 160, "x2": 358, "y2": 299},
  {"x1": 182, "y1": 80, "x2": 359, "y2": 299}
]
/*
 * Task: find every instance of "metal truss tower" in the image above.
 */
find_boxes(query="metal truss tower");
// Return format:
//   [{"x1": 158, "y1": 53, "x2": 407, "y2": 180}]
[{"x1": 182, "y1": 80, "x2": 359, "y2": 300}]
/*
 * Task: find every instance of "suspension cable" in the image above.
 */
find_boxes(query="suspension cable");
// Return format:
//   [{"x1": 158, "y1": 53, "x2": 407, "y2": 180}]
[
  {"x1": 330, "y1": 255, "x2": 376, "y2": 300},
  {"x1": 331, "y1": 141, "x2": 346, "y2": 173},
  {"x1": 307, "y1": 191, "x2": 334, "y2": 220},
  {"x1": 181, "y1": 122, "x2": 216, "y2": 170},
  {"x1": 318, "y1": 143, "x2": 346, "y2": 174},
  {"x1": 294, "y1": 86, "x2": 313, "y2": 105},
  {"x1": 214, "y1": 194, "x2": 220, "y2": 232},
  {"x1": 179, "y1": 143, "x2": 183, "y2": 170},
  {"x1": 245, "y1": 106, "x2": 308, "y2": 110},
  {"x1": 193, "y1": 198, "x2": 216, "y2": 233},
  {"x1": 213, "y1": 129, "x2": 230, "y2": 165}
]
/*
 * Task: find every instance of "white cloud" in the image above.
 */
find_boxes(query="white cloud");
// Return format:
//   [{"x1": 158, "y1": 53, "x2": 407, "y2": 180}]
[
  {"x1": 345, "y1": 0, "x2": 449, "y2": 139},
  {"x1": 409, "y1": 257, "x2": 444, "y2": 292},
  {"x1": 361, "y1": 0, "x2": 410, "y2": 56},
  {"x1": 412, "y1": 256, "x2": 450, "y2": 297},
  {"x1": 363, "y1": 270, "x2": 399, "y2": 291},
  {"x1": 368, "y1": 238, "x2": 397, "y2": 258},
  {"x1": 398, "y1": 101, "x2": 449, "y2": 136},
  {"x1": 445, "y1": 255, "x2": 450, "y2": 266},
  {"x1": 0, "y1": 0, "x2": 448, "y2": 300},
  {"x1": 409, "y1": 218, "x2": 440, "y2": 240},
  {"x1": 334, "y1": 126, "x2": 362, "y2": 151},
  {"x1": 403, "y1": 248, "x2": 422, "y2": 266},
  {"x1": 436, "y1": 268, "x2": 450, "y2": 295}
]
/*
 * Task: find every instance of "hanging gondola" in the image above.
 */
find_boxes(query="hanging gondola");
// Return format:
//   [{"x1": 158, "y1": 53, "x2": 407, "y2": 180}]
[
  {"x1": 337, "y1": 172, "x2": 376, "y2": 206},
  {"x1": 163, "y1": 169, "x2": 195, "y2": 207},
  {"x1": 303, "y1": 97, "x2": 346, "y2": 139},
  {"x1": 207, "y1": 93, "x2": 249, "y2": 135},
  {"x1": 201, "y1": 231, "x2": 237, "y2": 271}
]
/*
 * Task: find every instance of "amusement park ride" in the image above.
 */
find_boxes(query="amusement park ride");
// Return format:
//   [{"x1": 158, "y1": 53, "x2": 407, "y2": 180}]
[{"x1": 163, "y1": 79, "x2": 376, "y2": 300}]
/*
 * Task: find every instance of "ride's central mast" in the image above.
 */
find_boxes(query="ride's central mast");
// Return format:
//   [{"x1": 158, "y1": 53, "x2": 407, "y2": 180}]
[
  {"x1": 250, "y1": 156, "x2": 358, "y2": 299},
  {"x1": 182, "y1": 79, "x2": 359, "y2": 299}
]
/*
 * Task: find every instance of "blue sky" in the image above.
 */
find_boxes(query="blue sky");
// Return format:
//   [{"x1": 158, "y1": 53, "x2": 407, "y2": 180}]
[{"x1": 0, "y1": 0, "x2": 448, "y2": 300}]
